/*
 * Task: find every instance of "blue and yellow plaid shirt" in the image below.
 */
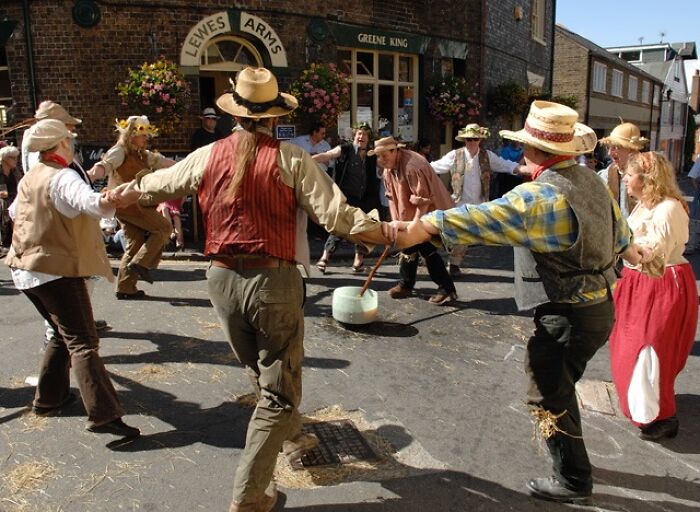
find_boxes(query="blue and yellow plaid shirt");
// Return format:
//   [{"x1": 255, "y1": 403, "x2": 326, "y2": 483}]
[{"x1": 422, "y1": 160, "x2": 633, "y2": 303}]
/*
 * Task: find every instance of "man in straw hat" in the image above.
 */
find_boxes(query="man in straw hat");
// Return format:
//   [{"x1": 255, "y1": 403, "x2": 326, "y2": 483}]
[
  {"x1": 371, "y1": 135, "x2": 458, "y2": 305},
  {"x1": 431, "y1": 123, "x2": 525, "y2": 276},
  {"x1": 21, "y1": 100, "x2": 111, "y2": 339},
  {"x1": 108, "y1": 66, "x2": 393, "y2": 511},
  {"x1": 598, "y1": 121, "x2": 649, "y2": 217},
  {"x1": 385, "y1": 101, "x2": 649, "y2": 503},
  {"x1": 21, "y1": 100, "x2": 82, "y2": 174},
  {"x1": 5, "y1": 119, "x2": 140, "y2": 438}
]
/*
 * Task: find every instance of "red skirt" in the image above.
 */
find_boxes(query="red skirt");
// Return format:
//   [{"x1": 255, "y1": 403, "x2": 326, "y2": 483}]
[{"x1": 609, "y1": 264, "x2": 698, "y2": 425}]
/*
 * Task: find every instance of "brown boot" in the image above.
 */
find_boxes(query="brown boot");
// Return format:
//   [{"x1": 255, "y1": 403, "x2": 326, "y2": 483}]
[
  {"x1": 282, "y1": 432, "x2": 319, "y2": 463},
  {"x1": 388, "y1": 285, "x2": 413, "y2": 299},
  {"x1": 229, "y1": 488, "x2": 278, "y2": 512}
]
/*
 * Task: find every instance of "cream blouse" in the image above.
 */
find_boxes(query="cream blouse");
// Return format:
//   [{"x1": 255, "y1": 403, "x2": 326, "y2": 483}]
[{"x1": 624, "y1": 197, "x2": 689, "y2": 270}]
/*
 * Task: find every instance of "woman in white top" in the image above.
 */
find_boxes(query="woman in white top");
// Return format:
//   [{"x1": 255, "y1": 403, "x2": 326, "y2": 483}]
[{"x1": 609, "y1": 151, "x2": 698, "y2": 441}]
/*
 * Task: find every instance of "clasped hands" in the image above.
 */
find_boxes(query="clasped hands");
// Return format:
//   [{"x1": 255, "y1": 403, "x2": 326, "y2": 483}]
[
  {"x1": 621, "y1": 243, "x2": 654, "y2": 266},
  {"x1": 99, "y1": 181, "x2": 141, "y2": 208}
]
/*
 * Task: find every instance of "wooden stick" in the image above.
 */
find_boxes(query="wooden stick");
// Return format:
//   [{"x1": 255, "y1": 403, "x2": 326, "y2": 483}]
[{"x1": 359, "y1": 245, "x2": 392, "y2": 297}]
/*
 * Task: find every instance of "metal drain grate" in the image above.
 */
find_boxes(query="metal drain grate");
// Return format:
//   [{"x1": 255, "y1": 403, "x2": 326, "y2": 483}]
[{"x1": 292, "y1": 420, "x2": 378, "y2": 470}]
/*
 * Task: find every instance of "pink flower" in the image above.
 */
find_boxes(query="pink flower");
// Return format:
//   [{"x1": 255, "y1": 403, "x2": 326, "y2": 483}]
[
  {"x1": 143, "y1": 100, "x2": 150, "y2": 105},
  {"x1": 155, "y1": 106, "x2": 163, "y2": 113}
]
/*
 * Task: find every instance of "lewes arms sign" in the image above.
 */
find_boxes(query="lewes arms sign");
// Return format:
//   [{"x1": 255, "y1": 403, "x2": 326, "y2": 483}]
[{"x1": 180, "y1": 11, "x2": 288, "y2": 68}]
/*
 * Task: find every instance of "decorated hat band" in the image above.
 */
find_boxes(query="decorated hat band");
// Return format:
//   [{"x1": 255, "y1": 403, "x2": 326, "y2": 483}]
[{"x1": 524, "y1": 122, "x2": 574, "y2": 143}]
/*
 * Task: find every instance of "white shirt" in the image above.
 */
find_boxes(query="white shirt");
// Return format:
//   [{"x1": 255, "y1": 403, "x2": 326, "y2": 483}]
[
  {"x1": 9, "y1": 167, "x2": 115, "y2": 289},
  {"x1": 288, "y1": 135, "x2": 333, "y2": 171},
  {"x1": 430, "y1": 148, "x2": 518, "y2": 205}
]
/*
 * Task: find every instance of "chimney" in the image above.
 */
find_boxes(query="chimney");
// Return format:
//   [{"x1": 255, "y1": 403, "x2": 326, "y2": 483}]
[{"x1": 691, "y1": 69, "x2": 700, "y2": 112}]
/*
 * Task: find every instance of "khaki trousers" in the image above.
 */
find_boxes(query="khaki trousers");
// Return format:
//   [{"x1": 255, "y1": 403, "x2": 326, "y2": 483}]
[
  {"x1": 206, "y1": 263, "x2": 305, "y2": 505},
  {"x1": 115, "y1": 205, "x2": 171, "y2": 293}
]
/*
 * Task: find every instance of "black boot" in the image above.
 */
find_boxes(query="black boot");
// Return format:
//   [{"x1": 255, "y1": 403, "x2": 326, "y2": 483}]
[
  {"x1": 639, "y1": 416, "x2": 679, "y2": 441},
  {"x1": 526, "y1": 476, "x2": 591, "y2": 503}
]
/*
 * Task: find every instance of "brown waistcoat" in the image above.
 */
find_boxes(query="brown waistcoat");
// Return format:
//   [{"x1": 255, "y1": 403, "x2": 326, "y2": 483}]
[{"x1": 5, "y1": 161, "x2": 113, "y2": 281}]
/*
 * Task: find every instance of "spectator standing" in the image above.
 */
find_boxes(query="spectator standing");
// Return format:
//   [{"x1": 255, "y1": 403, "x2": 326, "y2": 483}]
[
  {"x1": 191, "y1": 107, "x2": 225, "y2": 150},
  {"x1": 431, "y1": 123, "x2": 524, "y2": 276},
  {"x1": 288, "y1": 122, "x2": 333, "y2": 172},
  {"x1": 313, "y1": 124, "x2": 381, "y2": 273},
  {"x1": 0, "y1": 145, "x2": 22, "y2": 249}
]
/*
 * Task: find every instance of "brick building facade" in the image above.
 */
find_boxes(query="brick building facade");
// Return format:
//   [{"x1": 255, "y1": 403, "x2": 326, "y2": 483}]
[{"x1": 1, "y1": 0, "x2": 554, "y2": 159}]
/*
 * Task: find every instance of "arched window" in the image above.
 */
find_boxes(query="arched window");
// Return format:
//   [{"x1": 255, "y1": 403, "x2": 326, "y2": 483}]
[{"x1": 200, "y1": 35, "x2": 262, "y2": 72}]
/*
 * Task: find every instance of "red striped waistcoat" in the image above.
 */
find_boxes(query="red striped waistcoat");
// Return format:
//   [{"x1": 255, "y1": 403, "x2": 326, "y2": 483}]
[{"x1": 197, "y1": 131, "x2": 296, "y2": 261}]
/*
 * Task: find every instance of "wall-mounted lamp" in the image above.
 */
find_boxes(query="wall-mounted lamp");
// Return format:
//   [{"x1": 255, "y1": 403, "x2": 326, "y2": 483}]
[
  {"x1": 514, "y1": 6, "x2": 524, "y2": 22},
  {"x1": 665, "y1": 88, "x2": 672, "y2": 101}
]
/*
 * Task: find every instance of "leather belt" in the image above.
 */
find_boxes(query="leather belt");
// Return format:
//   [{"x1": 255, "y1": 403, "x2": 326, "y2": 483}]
[{"x1": 212, "y1": 255, "x2": 293, "y2": 271}]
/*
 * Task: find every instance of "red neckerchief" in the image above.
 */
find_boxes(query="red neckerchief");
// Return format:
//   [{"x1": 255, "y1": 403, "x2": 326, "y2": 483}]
[
  {"x1": 530, "y1": 155, "x2": 573, "y2": 181},
  {"x1": 41, "y1": 153, "x2": 69, "y2": 168}
]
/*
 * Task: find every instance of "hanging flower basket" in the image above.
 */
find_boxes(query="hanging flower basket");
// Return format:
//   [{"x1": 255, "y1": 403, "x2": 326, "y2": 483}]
[
  {"x1": 116, "y1": 57, "x2": 191, "y2": 134},
  {"x1": 288, "y1": 63, "x2": 350, "y2": 129},
  {"x1": 426, "y1": 77, "x2": 481, "y2": 125}
]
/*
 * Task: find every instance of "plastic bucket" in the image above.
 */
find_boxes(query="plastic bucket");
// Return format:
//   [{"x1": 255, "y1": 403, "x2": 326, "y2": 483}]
[{"x1": 331, "y1": 286, "x2": 379, "y2": 325}]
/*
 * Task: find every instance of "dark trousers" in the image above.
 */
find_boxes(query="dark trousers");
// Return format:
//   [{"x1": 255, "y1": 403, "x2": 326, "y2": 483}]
[
  {"x1": 399, "y1": 242, "x2": 456, "y2": 293},
  {"x1": 323, "y1": 233, "x2": 368, "y2": 257},
  {"x1": 23, "y1": 277, "x2": 124, "y2": 426},
  {"x1": 322, "y1": 195, "x2": 368, "y2": 257},
  {"x1": 525, "y1": 300, "x2": 614, "y2": 491}
]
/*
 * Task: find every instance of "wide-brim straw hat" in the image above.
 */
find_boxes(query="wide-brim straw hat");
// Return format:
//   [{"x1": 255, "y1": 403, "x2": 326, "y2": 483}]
[
  {"x1": 216, "y1": 67, "x2": 298, "y2": 119},
  {"x1": 34, "y1": 100, "x2": 82, "y2": 126},
  {"x1": 115, "y1": 115, "x2": 159, "y2": 137},
  {"x1": 367, "y1": 136, "x2": 406, "y2": 156},
  {"x1": 25, "y1": 119, "x2": 77, "y2": 152},
  {"x1": 499, "y1": 100, "x2": 596, "y2": 156},
  {"x1": 599, "y1": 122, "x2": 649, "y2": 150},
  {"x1": 455, "y1": 123, "x2": 490, "y2": 141}
]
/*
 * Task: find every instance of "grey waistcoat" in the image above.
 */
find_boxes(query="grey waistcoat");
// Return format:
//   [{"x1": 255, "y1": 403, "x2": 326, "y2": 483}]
[{"x1": 513, "y1": 164, "x2": 618, "y2": 311}]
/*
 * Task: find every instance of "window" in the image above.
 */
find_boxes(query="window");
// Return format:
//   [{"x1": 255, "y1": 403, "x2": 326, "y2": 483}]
[
  {"x1": 673, "y1": 101, "x2": 682, "y2": 126},
  {"x1": 641, "y1": 81, "x2": 650, "y2": 104},
  {"x1": 592, "y1": 62, "x2": 607, "y2": 93},
  {"x1": 611, "y1": 70, "x2": 623, "y2": 97},
  {"x1": 531, "y1": 0, "x2": 546, "y2": 44},
  {"x1": 628, "y1": 76, "x2": 638, "y2": 101},
  {"x1": 200, "y1": 36, "x2": 262, "y2": 72},
  {"x1": 661, "y1": 101, "x2": 669, "y2": 125},
  {"x1": 653, "y1": 85, "x2": 660, "y2": 106},
  {"x1": 620, "y1": 50, "x2": 641, "y2": 61},
  {"x1": 337, "y1": 47, "x2": 419, "y2": 142}
]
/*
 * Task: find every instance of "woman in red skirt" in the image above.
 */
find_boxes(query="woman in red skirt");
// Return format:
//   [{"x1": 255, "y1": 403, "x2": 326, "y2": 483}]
[{"x1": 610, "y1": 151, "x2": 698, "y2": 441}]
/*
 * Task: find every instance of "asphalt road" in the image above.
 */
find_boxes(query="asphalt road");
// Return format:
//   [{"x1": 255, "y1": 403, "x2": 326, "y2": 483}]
[{"x1": 1, "y1": 246, "x2": 699, "y2": 511}]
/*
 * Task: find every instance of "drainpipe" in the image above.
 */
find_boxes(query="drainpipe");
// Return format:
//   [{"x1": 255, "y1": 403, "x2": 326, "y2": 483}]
[
  {"x1": 548, "y1": 0, "x2": 556, "y2": 93},
  {"x1": 584, "y1": 53, "x2": 592, "y2": 125},
  {"x1": 22, "y1": 0, "x2": 37, "y2": 110}
]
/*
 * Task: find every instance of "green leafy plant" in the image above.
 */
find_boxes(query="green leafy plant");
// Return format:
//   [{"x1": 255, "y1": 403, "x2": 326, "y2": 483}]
[
  {"x1": 487, "y1": 81, "x2": 529, "y2": 118},
  {"x1": 426, "y1": 77, "x2": 481, "y2": 125},
  {"x1": 288, "y1": 63, "x2": 350, "y2": 128},
  {"x1": 116, "y1": 57, "x2": 191, "y2": 133}
]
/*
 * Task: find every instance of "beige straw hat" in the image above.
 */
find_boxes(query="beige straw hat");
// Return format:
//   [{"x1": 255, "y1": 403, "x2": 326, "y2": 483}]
[
  {"x1": 599, "y1": 122, "x2": 649, "y2": 150},
  {"x1": 499, "y1": 100, "x2": 597, "y2": 156},
  {"x1": 367, "y1": 136, "x2": 406, "y2": 156},
  {"x1": 216, "y1": 67, "x2": 298, "y2": 119}
]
